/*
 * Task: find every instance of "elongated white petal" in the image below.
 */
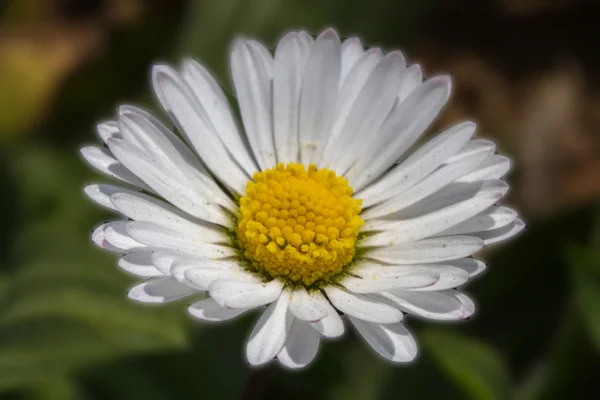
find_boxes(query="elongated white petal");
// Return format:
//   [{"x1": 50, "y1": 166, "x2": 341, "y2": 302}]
[
  {"x1": 230, "y1": 40, "x2": 275, "y2": 169},
  {"x1": 397, "y1": 64, "x2": 422, "y2": 104},
  {"x1": 102, "y1": 221, "x2": 145, "y2": 252},
  {"x1": 341, "y1": 269, "x2": 439, "y2": 293},
  {"x1": 246, "y1": 291, "x2": 293, "y2": 366},
  {"x1": 361, "y1": 182, "x2": 508, "y2": 246},
  {"x1": 84, "y1": 184, "x2": 136, "y2": 211},
  {"x1": 128, "y1": 277, "x2": 196, "y2": 303},
  {"x1": 118, "y1": 253, "x2": 163, "y2": 277},
  {"x1": 351, "y1": 76, "x2": 452, "y2": 190},
  {"x1": 320, "y1": 48, "x2": 383, "y2": 168},
  {"x1": 110, "y1": 191, "x2": 229, "y2": 243},
  {"x1": 381, "y1": 290, "x2": 474, "y2": 320},
  {"x1": 361, "y1": 138, "x2": 488, "y2": 218},
  {"x1": 459, "y1": 155, "x2": 511, "y2": 182},
  {"x1": 209, "y1": 279, "x2": 283, "y2": 309},
  {"x1": 184, "y1": 261, "x2": 258, "y2": 289},
  {"x1": 80, "y1": 146, "x2": 148, "y2": 189},
  {"x1": 309, "y1": 291, "x2": 345, "y2": 337},
  {"x1": 390, "y1": 179, "x2": 508, "y2": 221},
  {"x1": 409, "y1": 265, "x2": 470, "y2": 291},
  {"x1": 445, "y1": 258, "x2": 487, "y2": 278},
  {"x1": 324, "y1": 286, "x2": 402, "y2": 323},
  {"x1": 108, "y1": 138, "x2": 232, "y2": 227},
  {"x1": 277, "y1": 319, "x2": 320, "y2": 369},
  {"x1": 438, "y1": 206, "x2": 518, "y2": 236},
  {"x1": 96, "y1": 120, "x2": 121, "y2": 143},
  {"x1": 117, "y1": 106, "x2": 236, "y2": 211},
  {"x1": 349, "y1": 318, "x2": 417, "y2": 362},
  {"x1": 91, "y1": 223, "x2": 123, "y2": 253},
  {"x1": 150, "y1": 251, "x2": 182, "y2": 275},
  {"x1": 363, "y1": 236, "x2": 484, "y2": 264},
  {"x1": 152, "y1": 65, "x2": 247, "y2": 192},
  {"x1": 188, "y1": 297, "x2": 252, "y2": 322},
  {"x1": 472, "y1": 219, "x2": 525, "y2": 244},
  {"x1": 358, "y1": 121, "x2": 475, "y2": 207},
  {"x1": 340, "y1": 37, "x2": 363, "y2": 84},
  {"x1": 181, "y1": 58, "x2": 257, "y2": 175},
  {"x1": 289, "y1": 288, "x2": 328, "y2": 322},
  {"x1": 125, "y1": 221, "x2": 236, "y2": 258},
  {"x1": 273, "y1": 32, "x2": 312, "y2": 163},
  {"x1": 333, "y1": 51, "x2": 407, "y2": 175},
  {"x1": 299, "y1": 28, "x2": 341, "y2": 164}
]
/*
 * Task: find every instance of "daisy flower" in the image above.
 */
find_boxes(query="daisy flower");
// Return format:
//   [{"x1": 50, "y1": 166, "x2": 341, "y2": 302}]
[{"x1": 82, "y1": 28, "x2": 523, "y2": 369}]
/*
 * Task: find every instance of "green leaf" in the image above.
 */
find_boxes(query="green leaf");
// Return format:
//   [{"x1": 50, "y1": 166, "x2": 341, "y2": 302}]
[{"x1": 422, "y1": 329, "x2": 510, "y2": 400}]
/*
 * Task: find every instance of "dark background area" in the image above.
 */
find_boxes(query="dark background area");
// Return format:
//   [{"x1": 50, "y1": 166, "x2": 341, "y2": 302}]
[{"x1": 0, "y1": 0, "x2": 599, "y2": 399}]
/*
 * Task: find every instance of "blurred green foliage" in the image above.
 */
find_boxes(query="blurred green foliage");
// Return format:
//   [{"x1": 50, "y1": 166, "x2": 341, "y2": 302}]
[{"x1": 0, "y1": 0, "x2": 599, "y2": 399}]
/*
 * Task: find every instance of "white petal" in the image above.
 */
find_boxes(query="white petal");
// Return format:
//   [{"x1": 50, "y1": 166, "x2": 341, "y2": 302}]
[
  {"x1": 332, "y1": 51, "x2": 407, "y2": 175},
  {"x1": 299, "y1": 28, "x2": 341, "y2": 165},
  {"x1": 110, "y1": 191, "x2": 229, "y2": 243},
  {"x1": 107, "y1": 138, "x2": 231, "y2": 227},
  {"x1": 361, "y1": 181, "x2": 508, "y2": 246},
  {"x1": 320, "y1": 48, "x2": 383, "y2": 168},
  {"x1": 118, "y1": 253, "x2": 163, "y2": 277},
  {"x1": 361, "y1": 132, "x2": 486, "y2": 218},
  {"x1": 128, "y1": 277, "x2": 196, "y2": 303},
  {"x1": 209, "y1": 279, "x2": 283, "y2": 309},
  {"x1": 438, "y1": 206, "x2": 518, "y2": 236},
  {"x1": 340, "y1": 267, "x2": 439, "y2": 293},
  {"x1": 446, "y1": 139, "x2": 496, "y2": 163},
  {"x1": 117, "y1": 106, "x2": 236, "y2": 211},
  {"x1": 407, "y1": 265, "x2": 470, "y2": 291},
  {"x1": 351, "y1": 76, "x2": 452, "y2": 191},
  {"x1": 150, "y1": 251, "x2": 182, "y2": 275},
  {"x1": 181, "y1": 59, "x2": 257, "y2": 176},
  {"x1": 125, "y1": 221, "x2": 236, "y2": 258},
  {"x1": 324, "y1": 286, "x2": 402, "y2": 323},
  {"x1": 152, "y1": 65, "x2": 248, "y2": 192},
  {"x1": 183, "y1": 261, "x2": 258, "y2": 289},
  {"x1": 96, "y1": 120, "x2": 120, "y2": 144},
  {"x1": 363, "y1": 236, "x2": 484, "y2": 264},
  {"x1": 309, "y1": 291, "x2": 345, "y2": 338},
  {"x1": 472, "y1": 219, "x2": 525, "y2": 245},
  {"x1": 84, "y1": 184, "x2": 136, "y2": 211},
  {"x1": 188, "y1": 297, "x2": 252, "y2": 322},
  {"x1": 273, "y1": 32, "x2": 312, "y2": 163},
  {"x1": 447, "y1": 258, "x2": 487, "y2": 278},
  {"x1": 459, "y1": 155, "x2": 511, "y2": 182},
  {"x1": 397, "y1": 64, "x2": 422, "y2": 104},
  {"x1": 102, "y1": 221, "x2": 145, "y2": 252},
  {"x1": 381, "y1": 289, "x2": 474, "y2": 320},
  {"x1": 80, "y1": 146, "x2": 149, "y2": 189},
  {"x1": 357, "y1": 120, "x2": 475, "y2": 207},
  {"x1": 288, "y1": 288, "x2": 328, "y2": 322},
  {"x1": 230, "y1": 40, "x2": 275, "y2": 169},
  {"x1": 340, "y1": 37, "x2": 363, "y2": 84},
  {"x1": 246, "y1": 291, "x2": 293, "y2": 366},
  {"x1": 277, "y1": 319, "x2": 320, "y2": 369},
  {"x1": 247, "y1": 40, "x2": 274, "y2": 79},
  {"x1": 91, "y1": 223, "x2": 123, "y2": 253},
  {"x1": 349, "y1": 318, "x2": 417, "y2": 362},
  {"x1": 392, "y1": 179, "x2": 508, "y2": 221}
]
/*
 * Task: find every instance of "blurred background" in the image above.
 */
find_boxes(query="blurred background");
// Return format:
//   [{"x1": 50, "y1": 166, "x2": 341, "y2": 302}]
[{"x1": 0, "y1": 0, "x2": 599, "y2": 399}]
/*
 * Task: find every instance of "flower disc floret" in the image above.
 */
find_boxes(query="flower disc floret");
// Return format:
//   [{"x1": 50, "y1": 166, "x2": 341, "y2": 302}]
[{"x1": 237, "y1": 162, "x2": 363, "y2": 287}]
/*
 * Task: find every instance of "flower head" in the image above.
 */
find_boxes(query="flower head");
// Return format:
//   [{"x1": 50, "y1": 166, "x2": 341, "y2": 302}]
[{"x1": 82, "y1": 28, "x2": 523, "y2": 369}]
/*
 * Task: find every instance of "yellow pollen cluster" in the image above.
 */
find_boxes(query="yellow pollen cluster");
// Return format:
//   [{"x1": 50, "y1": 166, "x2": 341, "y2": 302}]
[{"x1": 237, "y1": 162, "x2": 364, "y2": 287}]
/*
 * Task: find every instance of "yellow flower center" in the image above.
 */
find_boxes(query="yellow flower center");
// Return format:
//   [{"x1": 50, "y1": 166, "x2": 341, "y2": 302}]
[{"x1": 237, "y1": 162, "x2": 363, "y2": 287}]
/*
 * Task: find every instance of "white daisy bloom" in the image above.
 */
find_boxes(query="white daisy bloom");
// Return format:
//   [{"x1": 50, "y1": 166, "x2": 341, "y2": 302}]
[{"x1": 82, "y1": 28, "x2": 523, "y2": 369}]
